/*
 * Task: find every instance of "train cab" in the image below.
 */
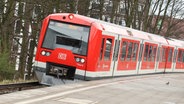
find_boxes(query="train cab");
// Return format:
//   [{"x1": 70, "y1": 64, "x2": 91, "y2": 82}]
[{"x1": 34, "y1": 13, "x2": 102, "y2": 84}]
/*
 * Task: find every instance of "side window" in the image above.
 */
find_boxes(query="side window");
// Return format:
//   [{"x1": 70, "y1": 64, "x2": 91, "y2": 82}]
[
  {"x1": 162, "y1": 48, "x2": 166, "y2": 62},
  {"x1": 152, "y1": 46, "x2": 157, "y2": 62},
  {"x1": 127, "y1": 42, "x2": 133, "y2": 61},
  {"x1": 178, "y1": 50, "x2": 184, "y2": 62},
  {"x1": 173, "y1": 49, "x2": 177, "y2": 62},
  {"x1": 132, "y1": 43, "x2": 138, "y2": 61},
  {"x1": 161, "y1": 47, "x2": 166, "y2": 62},
  {"x1": 148, "y1": 45, "x2": 153, "y2": 61},
  {"x1": 120, "y1": 40, "x2": 139, "y2": 61},
  {"x1": 104, "y1": 39, "x2": 112, "y2": 60},
  {"x1": 144, "y1": 44, "x2": 149, "y2": 61},
  {"x1": 121, "y1": 41, "x2": 127, "y2": 61},
  {"x1": 100, "y1": 38, "x2": 105, "y2": 60},
  {"x1": 143, "y1": 43, "x2": 157, "y2": 62},
  {"x1": 159, "y1": 48, "x2": 163, "y2": 62},
  {"x1": 182, "y1": 50, "x2": 184, "y2": 62},
  {"x1": 168, "y1": 48, "x2": 173, "y2": 62},
  {"x1": 177, "y1": 50, "x2": 182, "y2": 62}
]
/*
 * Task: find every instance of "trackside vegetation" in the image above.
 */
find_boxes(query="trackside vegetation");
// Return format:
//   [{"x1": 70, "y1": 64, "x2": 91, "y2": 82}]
[{"x1": 0, "y1": 52, "x2": 15, "y2": 81}]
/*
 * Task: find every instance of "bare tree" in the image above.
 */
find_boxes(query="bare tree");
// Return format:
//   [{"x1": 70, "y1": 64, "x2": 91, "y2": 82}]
[
  {"x1": 110, "y1": 0, "x2": 120, "y2": 23},
  {"x1": 0, "y1": 0, "x2": 16, "y2": 53},
  {"x1": 157, "y1": 0, "x2": 172, "y2": 34},
  {"x1": 78, "y1": 0, "x2": 91, "y2": 16},
  {"x1": 124, "y1": 0, "x2": 140, "y2": 27},
  {"x1": 164, "y1": 0, "x2": 184, "y2": 38},
  {"x1": 141, "y1": 0, "x2": 152, "y2": 31},
  {"x1": 17, "y1": 1, "x2": 31, "y2": 79},
  {"x1": 0, "y1": 0, "x2": 17, "y2": 80}
]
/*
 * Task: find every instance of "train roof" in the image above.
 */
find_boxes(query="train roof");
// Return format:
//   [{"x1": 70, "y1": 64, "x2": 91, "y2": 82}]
[
  {"x1": 95, "y1": 18, "x2": 168, "y2": 44},
  {"x1": 49, "y1": 13, "x2": 181, "y2": 45},
  {"x1": 73, "y1": 13, "x2": 168, "y2": 44},
  {"x1": 167, "y1": 38, "x2": 184, "y2": 47}
]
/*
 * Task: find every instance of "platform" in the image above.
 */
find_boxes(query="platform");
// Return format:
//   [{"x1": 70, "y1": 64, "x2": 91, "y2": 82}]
[{"x1": 0, "y1": 73, "x2": 184, "y2": 104}]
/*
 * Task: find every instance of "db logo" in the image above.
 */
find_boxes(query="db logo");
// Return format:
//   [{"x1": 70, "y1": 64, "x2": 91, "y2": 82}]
[{"x1": 58, "y1": 53, "x2": 67, "y2": 60}]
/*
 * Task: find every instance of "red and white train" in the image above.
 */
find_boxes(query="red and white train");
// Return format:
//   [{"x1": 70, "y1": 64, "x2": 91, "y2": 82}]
[{"x1": 34, "y1": 13, "x2": 184, "y2": 85}]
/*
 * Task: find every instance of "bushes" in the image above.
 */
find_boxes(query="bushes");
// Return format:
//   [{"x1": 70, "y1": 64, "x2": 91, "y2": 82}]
[
  {"x1": 0, "y1": 70, "x2": 15, "y2": 81},
  {"x1": 0, "y1": 52, "x2": 15, "y2": 81}
]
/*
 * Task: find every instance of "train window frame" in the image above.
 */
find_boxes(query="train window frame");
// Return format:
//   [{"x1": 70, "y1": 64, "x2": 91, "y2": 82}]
[
  {"x1": 152, "y1": 46, "x2": 157, "y2": 62},
  {"x1": 177, "y1": 49, "x2": 184, "y2": 63},
  {"x1": 132, "y1": 43, "x2": 139, "y2": 61},
  {"x1": 182, "y1": 50, "x2": 184, "y2": 63},
  {"x1": 100, "y1": 36, "x2": 114, "y2": 61},
  {"x1": 100, "y1": 38, "x2": 105, "y2": 60},
  {"x1": 144, "y1": 44, "x2": 149, "y2": 61},
  {"x1": 143, "y1": 42, "x2": 157, "y2": 62},
  {"x1": 177, "y1": 49, "x2": 182, "y2": 62},
  {"x1": 104, "y1": 38, "x2": 113, "y2": 61},
  {"x1": 120, "y1": 39, "x2": 139, "y2": 62},
  {"x1": 127, "y1": 42, "x2": 133, "y2": 61},
  {"x1": 41, "y1": 20, "x2": 90, "y2": 56},
  {"x1": 148, "y1": 45, "x2": 153, "y2": 61},
  {"x1": 159, "y1": 47, "x2": 162, "y2": 62},
  {"x1": 120, "y1": 41, "x2": 128, "y2": 61},
  {"x1": 168, "y1": 47, "x2": 173, "y2": 62},
  {"x1": 162, "y1": 47, "x2": 166, "y2": 62}
]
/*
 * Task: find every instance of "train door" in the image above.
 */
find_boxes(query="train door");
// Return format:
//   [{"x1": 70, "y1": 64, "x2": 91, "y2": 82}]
[
  {"x1": 141, "y1": 42, "x2": 158, "y2": 70},
  {"x1": 175, "y1": 48, "x2": 184, "y2": 70},
  {"x1": 111, "y1": 37, "x2": 140, "y2": 76},
  {"x1": 117, "y1": 39, "x2": 140, "y2": 70},
  {"x1": 158, "y1": 46, "x2": 167, "y2": 69},
  {"x1": 158, "y1": 46, "x2": 174, "y2": 70},
  {"x1": 97, "y1": 35, "x2": 115, "y2": 72}
]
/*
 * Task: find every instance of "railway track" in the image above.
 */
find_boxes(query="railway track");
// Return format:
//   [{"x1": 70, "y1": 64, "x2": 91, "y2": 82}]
[{"x1": 0, "y1": 81, "x2": 48, "y2": 95}]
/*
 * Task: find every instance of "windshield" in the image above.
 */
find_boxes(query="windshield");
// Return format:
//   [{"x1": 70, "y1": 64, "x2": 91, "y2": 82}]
[{"x1": 42, "y1": 20, "x2": 90, "y2": 56}]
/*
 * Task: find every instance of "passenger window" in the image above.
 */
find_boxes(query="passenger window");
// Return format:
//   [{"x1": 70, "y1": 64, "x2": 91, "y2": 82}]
[
  {"x1": 182, "y1": 51, "x2": 184, "y2": 62},
  {"x1": 127, "y1": 42, "x2": 133, "y2": 61},
  {"x1": 143, "y1": 44, "x2": 157, "y2": 62},
  {"x1": 148, "y1": 46, "x2": 153, "y2": 61},
  {"x1": 152, "y1": 46, "x2": 157, "y2": 62},
  {"x1": 144, "y1": 45, "x2": 149, "y2": 61},
  {"x1": 168, "y1": 48, "x2": 173, "y2": 62},
  {"x1": 159, "y1": 48, "x2": 162, "y2": 62},
  {"x1": 162, "y1": 48, "x2": 166, "y2": 62},
  {"x1": 121, "y1": 41, "x2": 127, "y2": 61},
  {"x1": 159, "y1": 47, "x2": 164, "y2": 62},
  {"x1": 132, "y1": 43, "x2": 138, "y2": 61},
  {"x1": 104, "y1": 39, "x2": 112, "y2": 60},
  {"x1": 100, "y1": 38, "x2": 105, "y2": 60},
  {"x1": 177, "y1": 50, "x2": 182, "y2": 62},
  {"x1": 181, "y1": 50, "x2": 183, "y2": 62}
]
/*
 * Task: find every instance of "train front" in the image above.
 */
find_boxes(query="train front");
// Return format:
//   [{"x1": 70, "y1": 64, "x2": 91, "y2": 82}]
[{"x1": 34, "y1": 14, "x2": 91, "y2": 85}]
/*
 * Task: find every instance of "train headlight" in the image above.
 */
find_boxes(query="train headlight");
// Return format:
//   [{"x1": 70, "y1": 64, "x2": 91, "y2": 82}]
[
  {"x1": 75, "y1": 57, "x2": 85, "y2": 63},
  {"x1": 41, "y1": 51, "x2": 46, "y2": 56},
  {"x1": 80, "y1": 59, "x2": 85, "y2": 63},
  {"x1": 75, "y1": 58, "x2": 80, "y2": 62},
  {"x1": 45, "y1": 52, "x2": 51, "y2": 56},
  {"x1": 41, "y1": 51, "x2": 51, "y2": 56}
]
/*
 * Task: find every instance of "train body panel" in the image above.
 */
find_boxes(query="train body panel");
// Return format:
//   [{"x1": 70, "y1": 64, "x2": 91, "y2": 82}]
[{"x1": 34, "y1": 13, "x2": 184, "y2": 85}]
